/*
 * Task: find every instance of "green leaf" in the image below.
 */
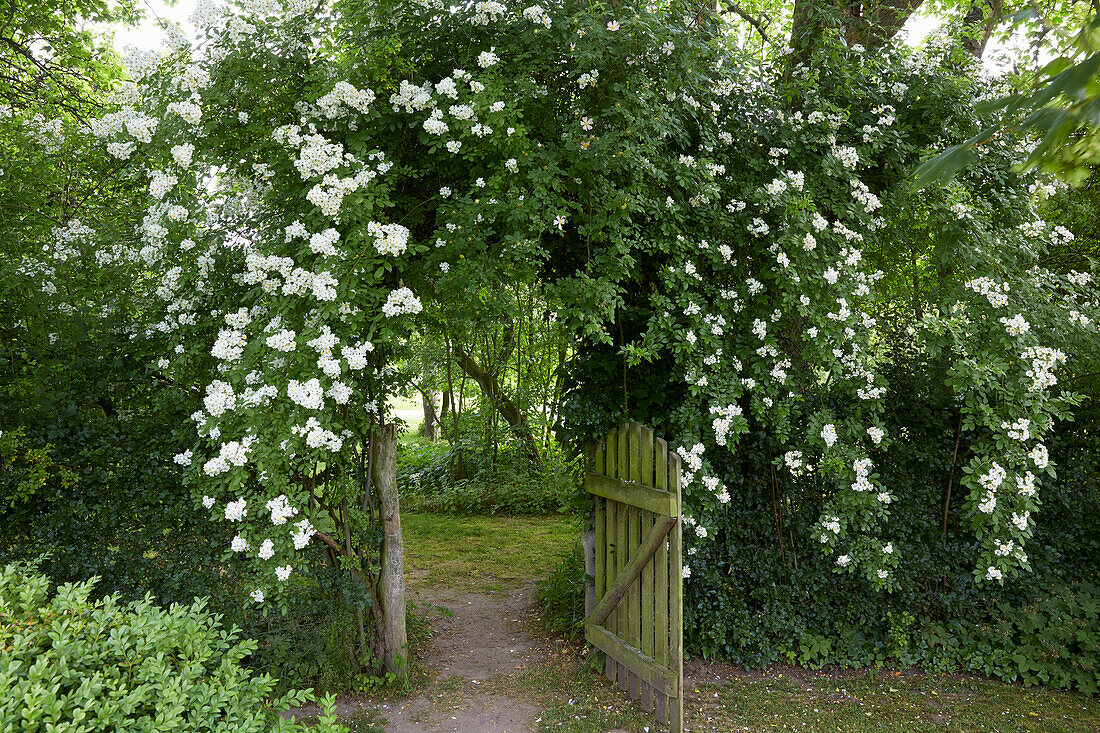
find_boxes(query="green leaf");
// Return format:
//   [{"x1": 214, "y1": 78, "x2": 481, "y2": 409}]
[{"x1": 911, "y1": 144, "x2": 979, "y2": 190}]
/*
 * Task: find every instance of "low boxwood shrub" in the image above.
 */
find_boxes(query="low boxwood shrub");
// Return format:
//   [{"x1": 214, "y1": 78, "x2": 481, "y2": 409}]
[{"x1": 0, "y1": 563, "x2": 347, "y2": 731}]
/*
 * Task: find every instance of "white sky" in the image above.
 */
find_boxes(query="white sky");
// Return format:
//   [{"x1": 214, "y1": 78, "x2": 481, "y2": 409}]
[
  {"x1": 902, "y1": 12, "x2": 941, "y2": 45},
  {"x1": 110, "y1": 0, "x2": 197, "y2": 53}
]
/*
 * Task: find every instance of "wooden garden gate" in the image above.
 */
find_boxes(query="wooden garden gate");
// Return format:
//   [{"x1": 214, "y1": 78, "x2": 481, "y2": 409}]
[{"x1": 585, "y1": 421, "x2": 683, "y2": 731}]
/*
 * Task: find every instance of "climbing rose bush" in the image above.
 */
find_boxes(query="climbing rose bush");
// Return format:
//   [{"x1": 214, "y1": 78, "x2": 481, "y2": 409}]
[
  {"x1": 624, "y1": 58, "x2": 1094, "y2": 586},
  {"x1": 19, "y1": 0, "x2": 1093, "y2": 608}
]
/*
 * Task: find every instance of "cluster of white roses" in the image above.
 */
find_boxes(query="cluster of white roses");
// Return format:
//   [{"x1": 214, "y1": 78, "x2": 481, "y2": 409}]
[{"x1": 80, "y1": 0, "x2": 466, "y2": 605}]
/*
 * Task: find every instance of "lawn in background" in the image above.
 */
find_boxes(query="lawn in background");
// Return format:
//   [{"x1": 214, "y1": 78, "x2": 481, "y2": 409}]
[
  {"x1": 402, "y1": 513, "x2": 579, "y2": 594},
  {"x1": 388, "y1": 395, "x2": 423, "y2": 440}
]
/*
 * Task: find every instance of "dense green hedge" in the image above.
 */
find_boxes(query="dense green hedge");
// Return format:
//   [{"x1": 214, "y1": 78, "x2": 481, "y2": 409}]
[
  {"x1": 0, "y1": 564, "x2": 347, "y2": 731},
  {"x1": 680, "y1": 344, "x2": 1100, "y2": 693},
  {"x1": 0, "y1": 325, "x2": 234, "y2": 611}
]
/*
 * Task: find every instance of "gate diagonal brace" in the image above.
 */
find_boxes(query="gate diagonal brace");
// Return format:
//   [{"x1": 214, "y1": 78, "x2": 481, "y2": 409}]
[
  {"x1": 585, "y1": 622, "x2": 679, "y2": 698},
  {"x1": 591, "y1": 515, "x2": 676, "y2": 625}
]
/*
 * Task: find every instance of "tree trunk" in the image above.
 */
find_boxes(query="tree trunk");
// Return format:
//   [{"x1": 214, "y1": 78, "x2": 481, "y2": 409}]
[
  {"x1": 960, "y1": 0, "x2": 1003, "y2": 58},
  {"x1": 860, "y1": 0, "x2": 927, "y2": 49},
  {"x1": 453, "y1": 342, "x2": 542, "y2": 467},
  {"x1": 422, "y1": 389, "x2": 440, "y2": 441},
  {"x1": 788, "y1": 0, "x2": 926, "y2": 68},
  {"x1": 372, "y1": 424, "x2": 407, "y2": 680},
  {"x1": 439, "y1": 389, "x2": 453, "y2": 441}
]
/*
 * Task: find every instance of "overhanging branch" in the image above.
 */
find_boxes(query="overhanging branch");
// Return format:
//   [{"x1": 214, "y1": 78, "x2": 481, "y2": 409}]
[{"x1": 724, "y1": 1, "x2": 771, "y2": 45}]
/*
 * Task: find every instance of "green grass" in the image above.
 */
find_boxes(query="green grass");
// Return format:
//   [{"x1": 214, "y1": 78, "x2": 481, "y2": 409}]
[
  {"x1": 401, "y1": 513, "x2": 579, "y2": 593},
  {"x1": 688, "y1": 667, "x2": 1100, "y2": 732}
]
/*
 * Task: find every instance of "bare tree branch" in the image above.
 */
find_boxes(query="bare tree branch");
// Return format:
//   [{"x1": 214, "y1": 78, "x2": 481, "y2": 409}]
[{"x1": 725, "y1": 1, "x2": 772, "y2": 45}]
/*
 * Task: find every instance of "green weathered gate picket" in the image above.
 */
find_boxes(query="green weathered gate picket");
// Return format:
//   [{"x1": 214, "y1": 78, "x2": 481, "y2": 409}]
[{"x1": 585, "y1": 421, "x2": 683, "y2": 732}]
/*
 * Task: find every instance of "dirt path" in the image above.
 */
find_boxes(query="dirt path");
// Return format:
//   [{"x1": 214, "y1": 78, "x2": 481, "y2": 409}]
[
  {"x1": 283, "y1": 513, "x2": 650, "y2": 731},
  {"x1": 378, "y1": 583, "x2": 545, "y2": 731},
  {"x1": 285, "y1": 582, "x2": 551, "y2": 732}
]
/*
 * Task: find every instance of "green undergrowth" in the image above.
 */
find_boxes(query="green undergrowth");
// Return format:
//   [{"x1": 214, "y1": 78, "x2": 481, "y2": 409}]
[
  {"x1": 396, "y1": 438, "x2": 579, "y2": 515},
  {"x1": 537, "y1": 536, "x2": 587, "y2": 643},
  {"x1": 243, "y1": 567, "x2": 435, "y2": 698}
]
